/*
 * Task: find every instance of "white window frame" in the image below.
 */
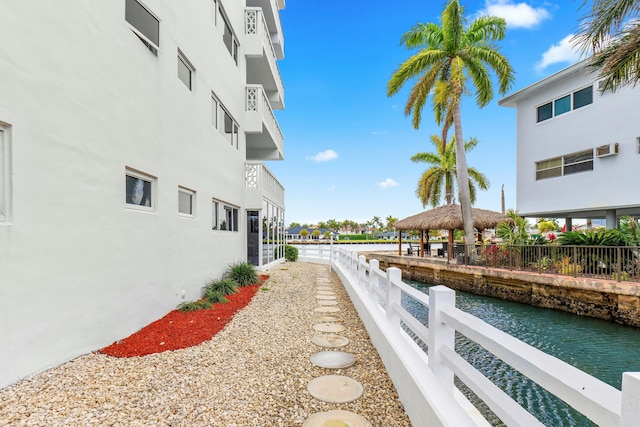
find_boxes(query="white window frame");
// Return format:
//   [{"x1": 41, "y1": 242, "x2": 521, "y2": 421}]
[
  {"x1": 211, "y1": 93, "x2": 219, "y2": 129},
  {"x1": 222, "y1": 106, "x2": 239, "y2": 149},
  {"x1": 0, "y1": 123, "x2": 11, "y2": 223},
  {"x1": 178, "y1": 186, "x2": 195, "y2": 217},
  {"x1": 212, "y1": 198, "x2": 239, "y2": 231},
  {"x1": 536, "y1": 85, "x2": 594, "y2": 124},
  {"x1": 125, "y1": 0, "x2": 160, "y2": 55},
  {"x1": 177, "y1": 49, "x2": 195, "y2": 90},
  {"x1": 219, "y1": 6, "x2": 239, "y2": 65},
  {"x1": 212, "y1": 0, "x2": 217, "y2": 25},
  {"x1": 125, "y1": 168, "x2": 156, "y2": 212},
  {"x1": 212, "y1": 93, "x2": 239, "y2": 150}
]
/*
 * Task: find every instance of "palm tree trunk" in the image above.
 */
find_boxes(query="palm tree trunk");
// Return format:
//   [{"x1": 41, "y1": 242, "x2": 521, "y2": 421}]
[{"x1": 453, "y1": 103, "x2": 475, "y2": 251}]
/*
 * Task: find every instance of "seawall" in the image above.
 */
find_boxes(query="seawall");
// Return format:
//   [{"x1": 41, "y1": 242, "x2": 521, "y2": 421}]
[{"x1": 364, "y1": 253, "x2": 640, "y2": 327}]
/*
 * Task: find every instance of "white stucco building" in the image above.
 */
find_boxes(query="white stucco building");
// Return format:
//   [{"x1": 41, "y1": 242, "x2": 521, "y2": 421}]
[
  {"x1": 499, "y1": 60, "x2": 640, "y2": 228},
  {"x1": 0, "y1": 0, "x2": 286, "y2": 387}
]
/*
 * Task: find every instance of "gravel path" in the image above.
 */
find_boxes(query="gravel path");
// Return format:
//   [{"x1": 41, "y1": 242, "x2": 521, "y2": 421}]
[{"x1": 0, "y1": 262, "x2": 411, "y2": 426}]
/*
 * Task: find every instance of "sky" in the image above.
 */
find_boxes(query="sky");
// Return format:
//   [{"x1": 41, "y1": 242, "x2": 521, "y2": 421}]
[{"x1": 269, "y1": 0, "x2": 589, "y2": 226}]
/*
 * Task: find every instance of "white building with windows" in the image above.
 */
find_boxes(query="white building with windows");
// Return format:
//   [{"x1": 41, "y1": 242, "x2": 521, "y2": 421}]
[
  {"x1": 0, "y1": 0, "x2": 286, "y2": 387},
  {"x1": 499, "y1": 60, "x2": 640, "y2": 229}
]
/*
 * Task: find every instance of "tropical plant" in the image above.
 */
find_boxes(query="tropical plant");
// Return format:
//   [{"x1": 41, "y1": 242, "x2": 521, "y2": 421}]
[
  {"x1": 386, "y1": 215, "x2": 398, "y2": 231},
  {"x1": 537, "y1": 220, "x2": 559, "y2": 234},
  {"x1": 323, "y1": 231, "x2": 332, "y2": 239},
  {"x1": 177, "y1": 300, "x2": 212, "y2": 312},
  {"x1": 387, "y1": 0, "x2": 514, "y2": 249},
  {"x1": 411, "y1": 134, "x2": 489, "y2": 207},
  {"x1": 496, "y1": 209, "x2": 530, "y2": 245},
  {"x1": 558, "y1": 228, "x2": 627, "y2": 246},
  {"x1": 203, "y1": 278, "x2": 237, "y2": 300},
  {"x1": 619, "y1": 215, "x2": 640, "y2": 245},
  {"x1": 575, "y1": 0, "x2": 640, "y2": 91},
  {"x1": 224, "y1": 261, "x2": 258, "y2": 286}
]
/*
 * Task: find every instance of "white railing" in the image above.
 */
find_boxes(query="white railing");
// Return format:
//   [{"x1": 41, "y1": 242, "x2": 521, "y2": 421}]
[
  {"x1": 300, "y1": 244, "x2": 640, "y2": 427},
  {"x1": 245, "y1": 8, "x2": 284, "y2": 93},
  {"x1": 245, "y1": 162, "x2": 285, "y2": 206},
  {"x1": 245, "y1": 85, "x2": 284, "y2": 144}
]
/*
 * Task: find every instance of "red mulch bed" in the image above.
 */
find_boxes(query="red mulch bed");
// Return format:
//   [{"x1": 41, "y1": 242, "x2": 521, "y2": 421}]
[{"x1": 100, "y1": 275, "x2": 268, "y2": 358}]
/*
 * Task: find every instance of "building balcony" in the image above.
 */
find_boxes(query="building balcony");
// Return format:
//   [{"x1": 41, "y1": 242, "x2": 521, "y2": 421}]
[
  {"x1": 245, "y1": 7, "x2": 284, "y2": 110},
  {"x1": 246, "y1": 0, "x2": 285, "y2": 58},
  {"x1": 245, "y1": 85, "x2": 284, "y2": 161},
  {"x1": 245, "y1": 162, "x2": 285, "y2": 209}
]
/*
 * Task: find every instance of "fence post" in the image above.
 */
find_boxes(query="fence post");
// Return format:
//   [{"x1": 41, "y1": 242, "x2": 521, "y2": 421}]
[
  {"x1": 428, "y1": 286, "x2": 456, "y2": 393},
  {"x1": 369, "y1": 259, "x2": 379, "y2": 303},
  {"x1": 385, "y1": 267, "x2": 402, "y2": 329},
  {"x1": 621, "y1": 373, "x2": 640, "y2": 427},
  {"x1": 617, "y1": 247, "x2": 622, "y2": 282},
  {"x1": 329, "y1": 238, "x2": 333, "y2": 272},
  {"x1": 351, "y1": 252, "x2": 358, "y2": 276},
  {"x1": 358, "y1": 255, "x2": 367, "y2": 288}
]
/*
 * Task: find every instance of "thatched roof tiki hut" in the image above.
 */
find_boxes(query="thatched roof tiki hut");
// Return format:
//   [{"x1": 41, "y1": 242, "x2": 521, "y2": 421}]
[{"x1": 394, "y1": 204, "x2": 511, "y2": 260}]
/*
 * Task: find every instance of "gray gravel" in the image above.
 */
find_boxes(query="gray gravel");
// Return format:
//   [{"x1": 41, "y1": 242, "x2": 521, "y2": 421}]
[{"x1": 0, "y1": 262, "x2": 411, "y2": 426}]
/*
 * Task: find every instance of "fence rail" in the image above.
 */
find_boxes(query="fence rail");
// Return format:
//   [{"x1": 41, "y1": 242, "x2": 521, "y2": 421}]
[{"x1": 301, "y1": 244, "x2": 640, "y2": 426}]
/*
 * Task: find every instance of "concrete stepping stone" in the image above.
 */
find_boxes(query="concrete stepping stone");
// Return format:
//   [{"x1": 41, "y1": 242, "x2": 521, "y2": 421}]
[
  {"x1": 316, "y1": 294, "x2": 336, "y2": 300},
  {"x1": 303, "y1": 410, "x2": 372, "y2": 427},
  {"x1": 317, "y1": 291, "x2": 335, "y2": 295},
  {"x1": 317, "y1": 285, "x2": 333, "y2": 290},
  {"x1": 317, "y1": 300, "x2": 338, "y2": 306},
  {"x1": 311, "y1": 334, "x2": 349, "y2": 348},
  {"x1": 307, "y1": 375, "x2": 363, "y2": 403},
  {"x1": 313, "y1": 322, "x2": 346, "y2": 333},
  {"x1": 313, "y1": 314, "x2": 342, "y2": 322},
  {"x1": 314, "y1": 306, "x2": 340, "y2": 313},
  {"x1": 310, "y1": 351, "x2": 355, "y2": 369}
]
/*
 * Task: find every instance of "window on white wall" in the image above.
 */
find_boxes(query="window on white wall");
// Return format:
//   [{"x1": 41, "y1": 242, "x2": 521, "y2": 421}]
[
  {"x1": 212, "y1": 198, "x2": 238, "y2": 231},
  {"x1": 223, "y1": 108, "x2": 239, "y2": 149},
  {"x1": 125, "y1": 168, "x2": 155, "y2": 210},
  {"x1": 211, "y1": 94, "x2": 219, "y2": 129},
  {"x1": 0, "y1": 125, "x2": 10, "y2": 222},
  {"x1": 125, "y1": 0, "x2": 160, "y2": 55},
  {"x1": 535, "y1": 149, "x2": 594, "y2": 181},
  {"x1": 536, "y1": 85, "x2": 593, "y2": 123},
  {"x1": 177, "y1": 50, "x2": 194, "y2": 90},
  {"x1": 178, "y1": 187, "x2": 195, "y2": 216},
  {"x1": 220, "y1": 7, "x2": 238, "y2": 64},
  {"x1": 212, "y1": 95, "x2": 239, "y2": 150}
]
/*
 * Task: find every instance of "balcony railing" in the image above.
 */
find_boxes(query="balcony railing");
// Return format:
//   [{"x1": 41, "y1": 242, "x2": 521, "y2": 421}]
[
  {"x1": 246, "y1": 85, "x2": 284, "y2": 145},
  {"x1": 245, "y1": 162, "x2": 285, "y2": 206}
]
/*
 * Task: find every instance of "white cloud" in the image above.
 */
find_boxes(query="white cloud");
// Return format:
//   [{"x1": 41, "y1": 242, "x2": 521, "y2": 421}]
[
  {"x1": 307, "y1": 149, "x2": 338, "y2": 162},
  {"x1": 479, "y1": 0, "x2": 550, "y2": 29},
  {"x1": 377, "y1": 178, "x2": 398, "y2": 189},
  {"x1": 536, "y1": 34, "x2": 581, "y2": 71}
]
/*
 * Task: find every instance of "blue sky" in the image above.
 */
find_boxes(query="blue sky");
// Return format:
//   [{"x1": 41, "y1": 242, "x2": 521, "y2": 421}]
[{"x1": 269, "y1": 0, "x2": 588, "y2": 226}]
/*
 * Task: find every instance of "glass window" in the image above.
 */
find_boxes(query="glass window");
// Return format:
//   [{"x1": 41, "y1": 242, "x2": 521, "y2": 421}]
[
  {"x1": 537, "y1": 102, "x2": 552, "y2": 122},
  {"x1": 125, "y1": 0, "x2": 159, "y2": 53},
  {"x1": 554, "y1": 95, "x2": 571, "y2": 116},
  {"x1": 178, "y1": 187, "x2": 194, "y2": 216},
  {"x1": 535, "y1": 157, "x2": 562, "y2": 180},
  {"x1": 212, "y1": 200, "x2": 219, "y2": 230},
  {"x1": 126, "y1": 170, "x2": 154, "y2": 209},
  {"x1": 223, "y1": 109, "x2": 238, "y2": 148},
  {"x1": 573, "y1": 86, "x2": 593, "y2": 109},
  {"x1": 220, "y1": 9, "x2": 238, "y2": 64},
  {"x1": 177, "y1": 52, "x2": 193, "y2": 90},
  {"x1": 211, "y1": 95, "x2": 218, "y2": 129},
  {"x1": 563, "y1": 150, "x2": 593, "y2": 175}
]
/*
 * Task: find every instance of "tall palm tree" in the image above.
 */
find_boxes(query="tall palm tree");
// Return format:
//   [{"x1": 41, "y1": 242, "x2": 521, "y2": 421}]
[
  {"x1": 412, "y1": 134, "x2": 489, "y2": 208},
  {"x1": 575, "y1": 0, "x2": 640, "y2": 91},
  {"x1": 387, "y1": 0, "x2": 514, "y2": 248}
]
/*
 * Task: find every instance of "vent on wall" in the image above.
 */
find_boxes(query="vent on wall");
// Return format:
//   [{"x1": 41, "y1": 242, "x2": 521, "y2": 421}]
[{"x1": 596, "y1": 143, "x2": 619, "y2": 157}]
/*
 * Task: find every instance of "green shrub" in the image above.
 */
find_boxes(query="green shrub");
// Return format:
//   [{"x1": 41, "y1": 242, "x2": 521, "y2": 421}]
[
  {"x1": 225, "y1": 261, "x2": 258, "y2": 286},
  {"x1": 204, "y1": 291, "x2": 229, "y2": 304},
  {"x1": 284, "y1": 245, "x2": 298, "y2": 262},
  {"x1": 203, "y1": 278, "x2": 237, "y2": 299},
  {"x1": 177, "y1": 300, "x2": 212, "y2": 312}
]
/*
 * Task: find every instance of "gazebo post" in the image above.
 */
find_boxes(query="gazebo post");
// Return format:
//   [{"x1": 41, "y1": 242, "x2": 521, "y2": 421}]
[
  {"x1": 448, "y1": 229, "x2": 454, "y2": 262},
  {"x1": 420, "y1": 230, "x2": 424, "y2": 258},
  {"x1": 426, "y1": 229, "x2": 430, "y2": 257},
  {"x1": 398, "y1": 229, "x2": 402, "y2": 256}
]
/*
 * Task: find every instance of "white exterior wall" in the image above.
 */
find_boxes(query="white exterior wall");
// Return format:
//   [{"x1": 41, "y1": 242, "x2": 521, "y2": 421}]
[
  {"x1": 0, "y1": 0, "x2": 285, "y2": 387},
  {"x1": 501, "y1": 62, "x2": 640, "y2": 218}
]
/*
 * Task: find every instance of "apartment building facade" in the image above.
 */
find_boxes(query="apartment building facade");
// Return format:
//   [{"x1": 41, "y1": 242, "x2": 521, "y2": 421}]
[
  {"x1": 0, "y1": 0, "x2": 286, "y2": 387},
  {"x1": 499, "y1": 60, "x2": 640, "y2": 228}
]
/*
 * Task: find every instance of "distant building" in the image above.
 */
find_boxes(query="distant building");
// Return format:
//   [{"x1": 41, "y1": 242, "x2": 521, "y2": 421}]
[
  {"x1": 499, "y1": 60, "x2": 640, "y2": 229},
  {"x1": 285, "y1": 226, "x2": 337, "y2": 240},
  {"x1": 0, "y1": 0, "x2": 286, "y2": 387}
]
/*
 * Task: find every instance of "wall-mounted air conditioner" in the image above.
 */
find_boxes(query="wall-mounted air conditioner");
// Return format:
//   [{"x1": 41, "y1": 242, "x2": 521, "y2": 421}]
[{"x1": 596, "y1": 143, "x2": 619, "y2": 158}]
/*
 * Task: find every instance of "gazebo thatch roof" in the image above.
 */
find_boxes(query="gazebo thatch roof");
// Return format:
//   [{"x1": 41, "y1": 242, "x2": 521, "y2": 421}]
[{"x1": 394, "y1": 203, "x2": 511, "y2": 231}]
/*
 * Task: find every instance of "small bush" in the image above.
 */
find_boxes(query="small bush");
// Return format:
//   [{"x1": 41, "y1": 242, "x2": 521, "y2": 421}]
[
  {"x1": 204, "y1": 291, "x2": 229, "y2": 304},
  {"x1": 204, "y1": 278, "x2": 237, "y2": 299},
  {"x1": 177, "y1": 300, "x2": 212, "y2": 312},
  {"x1": 284, "y1": 245, "x2": 298, "y2": 262},
  {"x1": 225, "y1": 261, "x2": 258, "y2": 286}
]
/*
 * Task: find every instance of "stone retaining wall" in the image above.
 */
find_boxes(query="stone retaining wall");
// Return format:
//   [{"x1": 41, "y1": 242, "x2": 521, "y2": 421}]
[{"x1": 365, "y1": 254, "x2": 640, "y2": 328}]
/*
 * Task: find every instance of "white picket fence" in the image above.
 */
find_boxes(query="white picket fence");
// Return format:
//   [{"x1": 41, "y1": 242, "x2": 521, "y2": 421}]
[{"x1": 300, "y1": 244, "x2": 640, "y2": 427}]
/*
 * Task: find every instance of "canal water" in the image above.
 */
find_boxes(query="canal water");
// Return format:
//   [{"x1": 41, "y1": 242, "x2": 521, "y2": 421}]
[{"x1": 404, "y1": 281, "x2": 640, "y2": 426}]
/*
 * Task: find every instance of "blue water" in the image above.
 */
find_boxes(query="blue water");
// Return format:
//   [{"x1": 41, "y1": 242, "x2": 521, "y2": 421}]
[{"x1": 404, "y1": 281, "x2": 640, "y2": 426}]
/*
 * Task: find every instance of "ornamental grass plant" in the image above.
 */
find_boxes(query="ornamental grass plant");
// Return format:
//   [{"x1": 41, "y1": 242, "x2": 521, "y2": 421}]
[{"x1": 225, "y1": 261, "x2": 258, "y2": 287}]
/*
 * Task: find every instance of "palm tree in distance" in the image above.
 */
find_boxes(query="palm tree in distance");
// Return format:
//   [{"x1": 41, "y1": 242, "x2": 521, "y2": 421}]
[
  {"x1": 387, "y1": 0, "x2": 514, "y2": 249},
  {"x1": 575, "y1": 0, "x2": 640, "y2": 91},
  {"x1": 412, "y1": 134, "x2": 489, "y2": 208}
]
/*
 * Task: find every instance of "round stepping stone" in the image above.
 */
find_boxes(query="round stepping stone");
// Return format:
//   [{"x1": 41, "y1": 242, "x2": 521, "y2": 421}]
[
  {"x1": 314, "y1": 306, "x2": 340, "y2": 313},
  {"x1": 313, "y1": 322, "x2": 346, "y2": 333},
  {"x1": 307, "y1": 375, "x2": 363, "y2": 403},
  {"x1": 313, "y1": 314, "x2": 341, "y2": 322},
  {"x1": 311, "y1": 334, "x2": 349, "y2": 348},
  {"x1": 317, "y1": 291, "x2": 334, "y2": 295},
  {"x1": 310, "y1": 351, "x2": 355, "y2": 369},
  {"x1": 317, "y1": 300, "x2": 338, "y2": 306},
  {"x1": 316, "y1": 295, "x2": 336, "y2": 300},
  {"x1": 303, "y1": 410, "x2": 372, "y2": 427}
]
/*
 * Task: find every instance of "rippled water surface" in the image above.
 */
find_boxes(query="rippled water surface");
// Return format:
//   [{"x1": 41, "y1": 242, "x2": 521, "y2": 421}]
[{"x1": 404, "y1": 281, "x2": 640, "y2": 426}]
